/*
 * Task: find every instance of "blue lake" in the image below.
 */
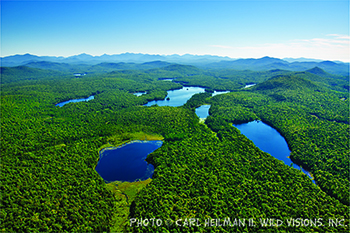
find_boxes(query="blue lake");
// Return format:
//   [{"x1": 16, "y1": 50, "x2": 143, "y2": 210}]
[
  {"x1": 233, "y1": 121, "x2": 314, "y2": 183},
  {"x1": 195, "y1": 92, "x2": 230, "y2": 119},
  {"x1": 56, "y1": 95, "x2": 94, "y2": 107},
  {"x1": 195, "y1": 105, "x2": 211, "y2": 119},
  {"x1": 144, "y1": 86, "x2": 206, "y2": 107},
  {"x1": 95, "y1": 140, "x2": 163, "y2": 183}
]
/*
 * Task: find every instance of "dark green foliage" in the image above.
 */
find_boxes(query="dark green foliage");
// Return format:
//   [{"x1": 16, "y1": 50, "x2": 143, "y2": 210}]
[
  {"x1": 254, "y1": 75, "x2": 319, "y2": 91},
  {"x1": 0, "y1": 69, "x2": 185, "y2": 231},
  {"x1": 183, "y1": 92, "x2": 212, "y2": 109},
  {"x1": 129, "y1": 120, "x2": 348, "y2": 232},
  {"x1": 164, "y1": 132, "x2": 188, "y2": 142},
  {"x1": 306, "y1": 66, "x2": 328, "y2": 76},
  {"x1": 268, "y1": 93, "x2": 287, "y2": 101},
  {"x1": 160, "y1": 64, "x2": 202, "y2": 75},
  {"x1": 1, "y1": 64, "x2": 349, "y2": 232},
  {"x1": 208, "y1": 74, "x2": 350, "y2": 206},
  {"x1": 0, "y1": 66, "x2": 69, "y2": 84}
]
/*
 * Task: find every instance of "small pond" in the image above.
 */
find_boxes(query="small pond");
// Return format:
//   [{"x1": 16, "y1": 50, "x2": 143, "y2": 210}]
[
  {"x1": 56, "y1": 95, "x2": 94, "y2": 107},
  {"x1": 144, "y1": 86, "x2": 206, "y2": 107},
  {"x1": 159, "y1": 78, "x2": 174, "y2": 81},
  {"x1": 195, "y1": 105, "x2": 211, "y2": 119},
  {"x1": 95, "y1": 140, "x2": 163, "y2": 183},
  {"x1": 133, "y1": 92, "x2": 147, "y2": 97},
  {"x1": 74, "y1": 73, "x2": 86, "y2": 77},
  {"x1": 243, "y1": 83, "x2": 256, "y2": 88},
  {"x1": 212, "y1": 90, "x2": 230, "y2": 96},
  {"x1": 233, "y1": 120, "x2": 315, "y2": 183}
]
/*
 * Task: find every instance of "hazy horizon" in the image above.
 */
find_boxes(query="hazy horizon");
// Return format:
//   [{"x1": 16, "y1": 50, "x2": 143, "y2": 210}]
[
  {"x1": 1, "y1": 0, "x2": 349, "y2": 62},
  {"x1": 2, "y1": 52, "x2": 348, "y2": 63}
]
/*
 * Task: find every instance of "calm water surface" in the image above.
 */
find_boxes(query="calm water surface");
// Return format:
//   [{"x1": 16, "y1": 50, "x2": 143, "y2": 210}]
[
  {"x1": 159, "y1": 78, "x2": 174, "y2": 81},
  {"x1": 56, "y1": 95, "x2": 94, "y2": 107},
  {"x1": 96, "y1": 140, "x2": 163, "y2": 183},
  {"x1": 243, "y1": 84, "x2": 256, "y2": 88},
  {"x1": 212, "y1": 90, "x2": 230, "y2": 96},
  {"x1": 195, "y1": 105, "x2": 211, "y2": 119},
  {"x1": 144, "y1": 86, "x2": 205, "y2": 107},
  {"x1": 233, "y1": 121, "x2": 314, "y2": 183},
  {"x1": 133, "y1": 92, "x2": 146, "y2": 96}
]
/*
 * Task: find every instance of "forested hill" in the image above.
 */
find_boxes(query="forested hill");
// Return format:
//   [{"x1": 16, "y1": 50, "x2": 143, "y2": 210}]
[
  {"x1": 207, "y1": 74, "x2": 349, "y2": 204},
  {"x1": 253, "y1": 74, "x2": 320, "y2": 91},
  {"x1": 0, "y1": 66, "x2": 69, "y2": 84},
  {"x1": 1, "y1": 62, "x2": 349, "y2": 232}
]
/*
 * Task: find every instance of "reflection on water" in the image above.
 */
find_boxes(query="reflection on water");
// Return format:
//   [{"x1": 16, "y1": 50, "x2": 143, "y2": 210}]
[
  {"x1": 233, "y1": 121, "x2": 315, "y2": 183},
  {"x1": 96, "y1": 140, "x2": 163, "y2": 183},
  {"x1": 195, "y1": 105, "x2": 211, "y2": 119},
  {"x1": 144, "y1": 86, "x2": 205, "y2": 107},
  {"x1": 56, "y1": 95, "x2": 94, "y2": 107}
]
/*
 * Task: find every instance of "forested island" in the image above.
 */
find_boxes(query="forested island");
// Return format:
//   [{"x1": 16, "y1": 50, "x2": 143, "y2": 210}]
[{"x1": 1, "y1": 55, "x2": 349, "y2": 232}]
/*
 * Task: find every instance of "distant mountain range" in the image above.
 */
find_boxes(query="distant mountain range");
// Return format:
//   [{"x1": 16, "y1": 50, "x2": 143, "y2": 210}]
[
  {"x1": 0, "y1": 53, "x2": 233, "y2": 67},
  {"x1": 206, "y1": 56, "x2": 349, "y2": 76},
  {"x1": 1, "y1": 53, "x2": 349, "y2": 76}
]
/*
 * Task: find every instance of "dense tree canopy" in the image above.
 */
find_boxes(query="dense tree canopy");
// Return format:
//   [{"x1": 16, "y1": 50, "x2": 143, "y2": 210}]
[{"x1": 1, "y1": 64, "x2": 348, "y2": 232}]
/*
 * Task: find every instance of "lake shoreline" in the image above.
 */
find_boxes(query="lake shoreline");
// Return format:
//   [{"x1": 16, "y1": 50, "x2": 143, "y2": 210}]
[
  {"x1": 232, "y1": 120, "x2": 315, "y2": 184},
  {"x1": 96, "y1": 140, "x2": 163, "y2": 183},
  {"x1": 99, "y1": 139, "x2": 163, "y2": 156}
]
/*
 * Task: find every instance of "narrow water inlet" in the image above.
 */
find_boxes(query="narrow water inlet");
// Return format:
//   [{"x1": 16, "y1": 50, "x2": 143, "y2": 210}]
[
  {"x1": 195, "y1": 104, "x2": 211, "y2": 119},
  {"x1": 56, "y1": 95, "x2": 94, "y2": 107}
]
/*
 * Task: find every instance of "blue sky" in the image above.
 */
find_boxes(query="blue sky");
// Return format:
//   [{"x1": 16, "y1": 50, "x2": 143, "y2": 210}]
[{"x1": 1, "y1": 0, "x2": 349, "y2": 61}]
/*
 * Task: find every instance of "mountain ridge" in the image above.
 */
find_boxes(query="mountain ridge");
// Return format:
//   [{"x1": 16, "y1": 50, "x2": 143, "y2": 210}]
[
  {"x1": 1, "y1": 53, "x2": 348, "y2": 76},
  {"x1": 0, "y1": 53, "x2": 234, "y2": 67}
]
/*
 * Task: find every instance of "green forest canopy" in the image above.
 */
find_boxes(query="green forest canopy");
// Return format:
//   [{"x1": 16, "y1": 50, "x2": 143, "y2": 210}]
[{"x1": 1, "y1": 64, "x2": 349, "y2": 232}]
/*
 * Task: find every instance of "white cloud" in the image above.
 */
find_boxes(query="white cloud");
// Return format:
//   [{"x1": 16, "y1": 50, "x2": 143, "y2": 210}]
[
  {"x1": 296, "y1": 34, "x2": 349, "y2": 46},
  {"x1": 327, "y1": 34, "x2": 350, "y2": 40},
  {"x1": 220, "y1": 35, "x2": 350, "y2": 62}
]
